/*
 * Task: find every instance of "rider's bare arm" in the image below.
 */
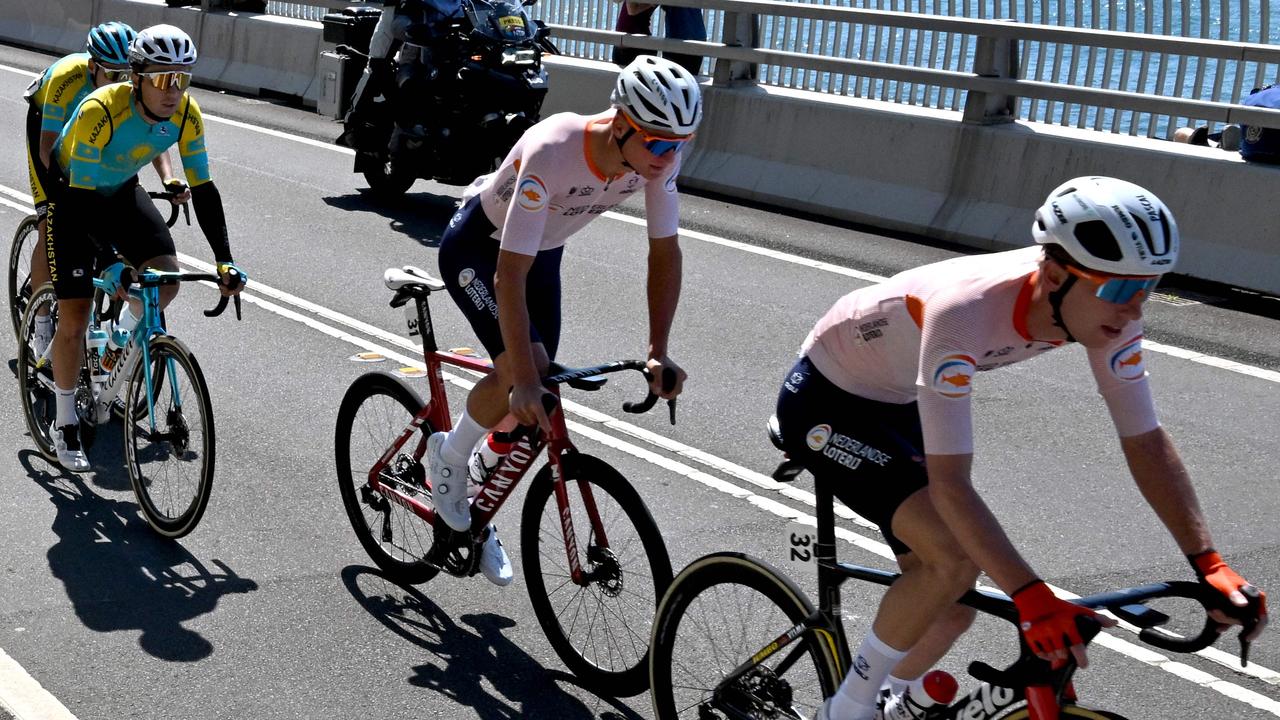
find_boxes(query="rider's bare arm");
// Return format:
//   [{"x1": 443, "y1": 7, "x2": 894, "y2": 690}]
[
  {"x1": 645, "y1": 234, "x2": 685, "y2": 398},
  {"x1": 924, "y1": 452, "x2": 1039, "y2": 593},
  {"x1": 38, "y1": 130, "x2": 57, "y2": 171},
  {"x1": 1119, "y1": 427, "x2": 1213, "y2": 554},
  {"x1": 495, "y1": 248, "x2": 548, "y2": 428}
]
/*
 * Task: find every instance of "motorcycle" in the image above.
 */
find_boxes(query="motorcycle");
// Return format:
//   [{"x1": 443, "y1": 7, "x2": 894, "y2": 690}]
[{"x1": 340, "y1": 0, "x2": 555, "y2": 195}]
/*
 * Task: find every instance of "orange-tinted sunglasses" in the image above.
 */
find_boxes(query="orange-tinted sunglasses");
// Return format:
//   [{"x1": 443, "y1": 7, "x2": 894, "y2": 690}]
[{"x1": 138, "y1": 71, "x2": 192, "y2": 91}]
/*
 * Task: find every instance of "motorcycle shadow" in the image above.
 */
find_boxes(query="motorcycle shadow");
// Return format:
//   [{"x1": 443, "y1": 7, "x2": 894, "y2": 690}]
[{"x1": 323, "y1": 190, "x2": 461, "y2": 248}]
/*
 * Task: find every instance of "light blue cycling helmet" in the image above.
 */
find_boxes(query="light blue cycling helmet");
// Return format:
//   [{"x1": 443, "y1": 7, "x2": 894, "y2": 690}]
[{"x1": 87, "y1": 21, "x2": 137, "y2": 66}]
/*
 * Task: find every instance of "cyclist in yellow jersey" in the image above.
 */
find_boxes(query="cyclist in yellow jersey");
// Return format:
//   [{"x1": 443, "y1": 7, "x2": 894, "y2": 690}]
[
  {"x1": 43, "y1": 25, "x2": 246, "y2": 472},
  {"x1": 23, "y1": 22, "x2": 188, "y2": 353}
]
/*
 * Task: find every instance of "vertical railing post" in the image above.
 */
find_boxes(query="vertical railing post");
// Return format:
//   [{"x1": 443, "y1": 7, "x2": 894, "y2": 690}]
[
  {"x1": 963, "y1": 25, "x2": 1019, "y2": 124},
  {"x1": 713, "y1": 10, "x2": 760, "y2": 86}
]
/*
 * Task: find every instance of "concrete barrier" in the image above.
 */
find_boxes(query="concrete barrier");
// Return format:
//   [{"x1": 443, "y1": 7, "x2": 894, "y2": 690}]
[
  {"x1": 0, "y1": 0, "x2": 93, "y2": 56},
  {"x1": 1, "y1": 2, "x2": 1276, "y2": 293}
]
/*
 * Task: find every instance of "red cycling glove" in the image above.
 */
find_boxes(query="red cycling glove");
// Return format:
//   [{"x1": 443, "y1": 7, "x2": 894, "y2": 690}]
[
  {"x1": 1189, "y1": 550, "x2": 1268, "y2": 640},
  {"x1": 1013, "y1": 580, "x2": 1100, "y2": 666}
]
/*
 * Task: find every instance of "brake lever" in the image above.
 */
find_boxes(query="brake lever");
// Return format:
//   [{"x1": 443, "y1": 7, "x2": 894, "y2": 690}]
[{"x1": 1238, "y1": 585, "x2": 1263, "y2": 666}]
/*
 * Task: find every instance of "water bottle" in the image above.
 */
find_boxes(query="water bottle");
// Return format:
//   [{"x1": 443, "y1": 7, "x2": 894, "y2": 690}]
[
  {"x1": 882, "y1": 670, "x2": 958, "y2": 719},
  {"x1": 85, "y1": 327, "x2": 109, "y2": 383},
  {"x1": 467, "y1": 432, "x2": 515, "y2": 498}
]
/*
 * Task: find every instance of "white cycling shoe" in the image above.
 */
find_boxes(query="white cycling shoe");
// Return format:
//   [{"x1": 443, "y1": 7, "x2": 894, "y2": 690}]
[
  {"x1": 427, "y1": 431, "x2": 472, "y2": 532},
  {"x1": 479, "y1": 524, "x2": 514, "y2": 586},
  {"x1": 50, "y1": 421, "x2": 90, "y2": 473}
]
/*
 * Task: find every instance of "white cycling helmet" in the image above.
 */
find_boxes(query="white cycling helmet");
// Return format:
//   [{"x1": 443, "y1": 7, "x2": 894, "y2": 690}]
[
  {"x1": 129, "y1": 24, "x2": 198, "y2": 68},
  {"x1": 611, "y1": 55, "x2": 702, "y2": 136},
  {"x1": 1032, "y1": 176, "x2": 1179, "y2": 276}
]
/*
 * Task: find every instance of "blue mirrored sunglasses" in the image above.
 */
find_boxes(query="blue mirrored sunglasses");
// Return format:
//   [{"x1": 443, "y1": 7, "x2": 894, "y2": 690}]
[
  {"x1": 1065, "y1": 265, "x2": 1160, "y2": 303},
  {"x1": 1095, "y1": 276, "x2": 1160, "y2": 303},
  {"x1": 641, "y1": 138, "x2": 688, "y2": 157}
]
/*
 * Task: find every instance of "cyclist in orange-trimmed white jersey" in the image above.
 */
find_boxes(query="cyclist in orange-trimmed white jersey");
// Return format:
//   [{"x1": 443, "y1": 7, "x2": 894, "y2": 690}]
[
  {"x1": 779, "y1": 177, "x2": 1268, "y2": 720},
  {"x1": 424, "y1": 55, "x2": 701, "y2": 586}
]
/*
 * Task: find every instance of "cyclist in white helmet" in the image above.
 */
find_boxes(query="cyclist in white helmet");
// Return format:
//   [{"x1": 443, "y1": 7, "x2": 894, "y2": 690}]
[
  {"x1": 425, "y1": 55, "x2": 701, "y2": 586},
  {"x1": 22, "y1": 21, "x2": 188, "y2": 356},
  {"x1": 771, "y1": 176, "x2": 1267, "y2": 719},
  {"x1": 41, "y1": 24, "x2": 246, "y2": 472}
]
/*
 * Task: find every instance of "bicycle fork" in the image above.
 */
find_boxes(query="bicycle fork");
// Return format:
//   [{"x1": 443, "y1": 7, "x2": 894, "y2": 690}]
[{"x1": 548, "y1": 454, "x2": 612, "y2": 588}]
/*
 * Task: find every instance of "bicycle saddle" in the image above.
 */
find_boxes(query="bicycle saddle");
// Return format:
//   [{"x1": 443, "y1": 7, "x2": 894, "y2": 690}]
[{"x1": 384, "y1": 265, "x2": 446, "y2": 292}]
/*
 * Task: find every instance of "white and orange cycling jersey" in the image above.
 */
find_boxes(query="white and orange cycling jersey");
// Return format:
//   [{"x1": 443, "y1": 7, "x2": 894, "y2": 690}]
[
  {"x1": 801, "y1": 246, "x2": 1159, "y2": 455},
  {"x1": 461, "y1": 111, "x2": 681, "y2": 255}
]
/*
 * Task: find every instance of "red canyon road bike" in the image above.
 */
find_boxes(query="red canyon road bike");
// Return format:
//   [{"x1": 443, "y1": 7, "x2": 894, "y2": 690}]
[{"x1": 335, "y1": 265, "x2": 675, "y2": 697}]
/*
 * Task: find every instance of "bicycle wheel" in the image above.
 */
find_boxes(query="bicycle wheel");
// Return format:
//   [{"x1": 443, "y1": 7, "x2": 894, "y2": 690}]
[
  {"x1": 17, "y1": 285, "x2": 61, "y2": 461},
  {"x1": 520, "y1": 453, "x2": 673, "y2": 697},
  {"x1": 650, "y1": 552, "x2": 842, "y2": 720},
  {"x1": 123, "y1": 334, "x2": 215, "y2": 538},
  {"x1": 9, "y1": 214, "x2": 39, "y2": 340},
  {"x1": 335, "y1": 371, "x2": 439, "y2": 585}
]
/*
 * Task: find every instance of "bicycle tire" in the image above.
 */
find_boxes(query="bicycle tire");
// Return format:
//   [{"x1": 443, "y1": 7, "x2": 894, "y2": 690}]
[
  {"x1": 520, "y1": 453, "x2": 673, "y2": 697},
  {"x1": 9, "y1": 214, "x2": 39, "y2": 340},
  {"x1": 334, "y1": 371, "x2": 439, "y2": 585},
  {"x1": 17, "y1": 285, "x2": 61, "y2": 461},
  {"x1": 124, "y1": 334, "x2": 215, "y2": 538},
  {"x1": 649, "y1": 552, "x2": 842, "y2": 720}
]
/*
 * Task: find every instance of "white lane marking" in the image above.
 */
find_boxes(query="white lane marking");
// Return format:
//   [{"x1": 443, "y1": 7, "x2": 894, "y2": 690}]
[
  {"x1": 0, "y1": 62, "x2": 1275, "y2": 704},
  {"x1": 3, "y1": 61, "x2": 1276, "y2": 385},
  {"x1": 0, "y1": 648, "x2": 79, "y2": 720}
]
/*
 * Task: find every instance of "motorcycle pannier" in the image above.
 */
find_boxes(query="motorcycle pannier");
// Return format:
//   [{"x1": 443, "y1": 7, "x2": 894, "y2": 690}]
[{"x1": 322, "y1": 7, "x2": 384, "y2": 54}]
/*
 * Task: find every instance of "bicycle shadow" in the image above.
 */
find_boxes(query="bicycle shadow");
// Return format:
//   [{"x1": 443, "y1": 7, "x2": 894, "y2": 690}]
[
  {"x1": 18, "y1": 449, "x2": 259, "y2": 662},
  {"x1": 340, "y1": 565, "x2": 643, "y2": 720},
  {"x1": 321, "y1": 191, "x2": 460, "y2": 248}
]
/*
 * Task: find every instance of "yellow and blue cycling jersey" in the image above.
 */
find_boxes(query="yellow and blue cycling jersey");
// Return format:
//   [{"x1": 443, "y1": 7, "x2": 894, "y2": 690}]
[
  {"x1": 53, "y1": 82, "x2": 211, "y2": 194},
  {"x1": 25, "y1": 52, "x2": 97, "y2": 135}
]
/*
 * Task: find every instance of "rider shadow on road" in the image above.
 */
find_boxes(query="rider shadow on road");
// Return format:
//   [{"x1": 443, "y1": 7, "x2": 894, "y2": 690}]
[
  {"x1": 341, "y1": 566, "x2": 643, "y2": 720},
  {"x1": 19, "y1": 449, "x2": 258, "y2": 663},
  {"x1": 322, "y1": 191, "x2": 461, "y2": 249}
]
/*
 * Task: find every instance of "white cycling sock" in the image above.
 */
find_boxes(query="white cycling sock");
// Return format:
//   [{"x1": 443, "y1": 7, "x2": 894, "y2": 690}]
[
  {"x1": 886, "y1": 674, "x2": 911, "y2": 697},
  {"x1": 55, "y1": 387, "x2": 78, "y2": 429},
  {"x1": 442, "y1": 408, "x2": 488, "y2": 466},
  {"x1": 828, "y1": 630, "x2": 909, "y2": 720},
  {"x1": 34, "y1": 314, "x2": 52, "y2": 336}
]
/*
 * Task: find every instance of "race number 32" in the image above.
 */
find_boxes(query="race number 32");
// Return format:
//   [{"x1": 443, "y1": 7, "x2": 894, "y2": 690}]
[{"x1": 785, "y1": 521, "x2": 817, "y2": 569}]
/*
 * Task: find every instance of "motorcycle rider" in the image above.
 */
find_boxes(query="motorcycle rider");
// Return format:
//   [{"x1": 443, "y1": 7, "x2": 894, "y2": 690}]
[{"x1": 337, "y1": 0, "x2": 462, "y2": 148}]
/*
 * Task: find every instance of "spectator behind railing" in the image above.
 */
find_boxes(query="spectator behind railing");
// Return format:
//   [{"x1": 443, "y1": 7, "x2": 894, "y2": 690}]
[
  {"x1": 609, "y1": 0, "x2": 705, "y2": 76},
  {"x1": 1240, "y1": 85, "x2": 1280, "y2": 165}
]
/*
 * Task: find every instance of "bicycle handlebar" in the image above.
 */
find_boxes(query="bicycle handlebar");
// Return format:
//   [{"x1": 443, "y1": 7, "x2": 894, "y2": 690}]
[
  {"x1": 622, "y1": 366, "x2": 678, "y2": 424},
  {"x1": 95, "y1": 270, "x2": 243, "y2": 321},
  {"x1": 147, "y1": 189, "x2": 190, "y2": 228},
  {"x1": 968, "y1": 580, "x2": 1236, "y2": 689}
]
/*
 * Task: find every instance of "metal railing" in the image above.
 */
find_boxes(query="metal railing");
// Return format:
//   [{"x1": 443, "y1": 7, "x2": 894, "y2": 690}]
[
  {"x1": 262, "y1": 0, "x2": 1280, "y2": 135},
  {"x1": 265, "y1": 0, "x2": 359, "y2": 21}
]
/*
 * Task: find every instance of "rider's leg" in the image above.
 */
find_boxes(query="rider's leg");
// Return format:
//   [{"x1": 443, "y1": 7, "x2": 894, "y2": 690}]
[
  {"x1": 883, "y1": 551, "x2": 977, "y2": 684},
  {"x1": 30, "y1": 217, "x2": 51, "y2": 296},
  {"x1": 112, "y1": 183, "x2": 180, "y2": 334},
  {"x1": 826, "y1": 488, "x2": 979, "y2": 720}
]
